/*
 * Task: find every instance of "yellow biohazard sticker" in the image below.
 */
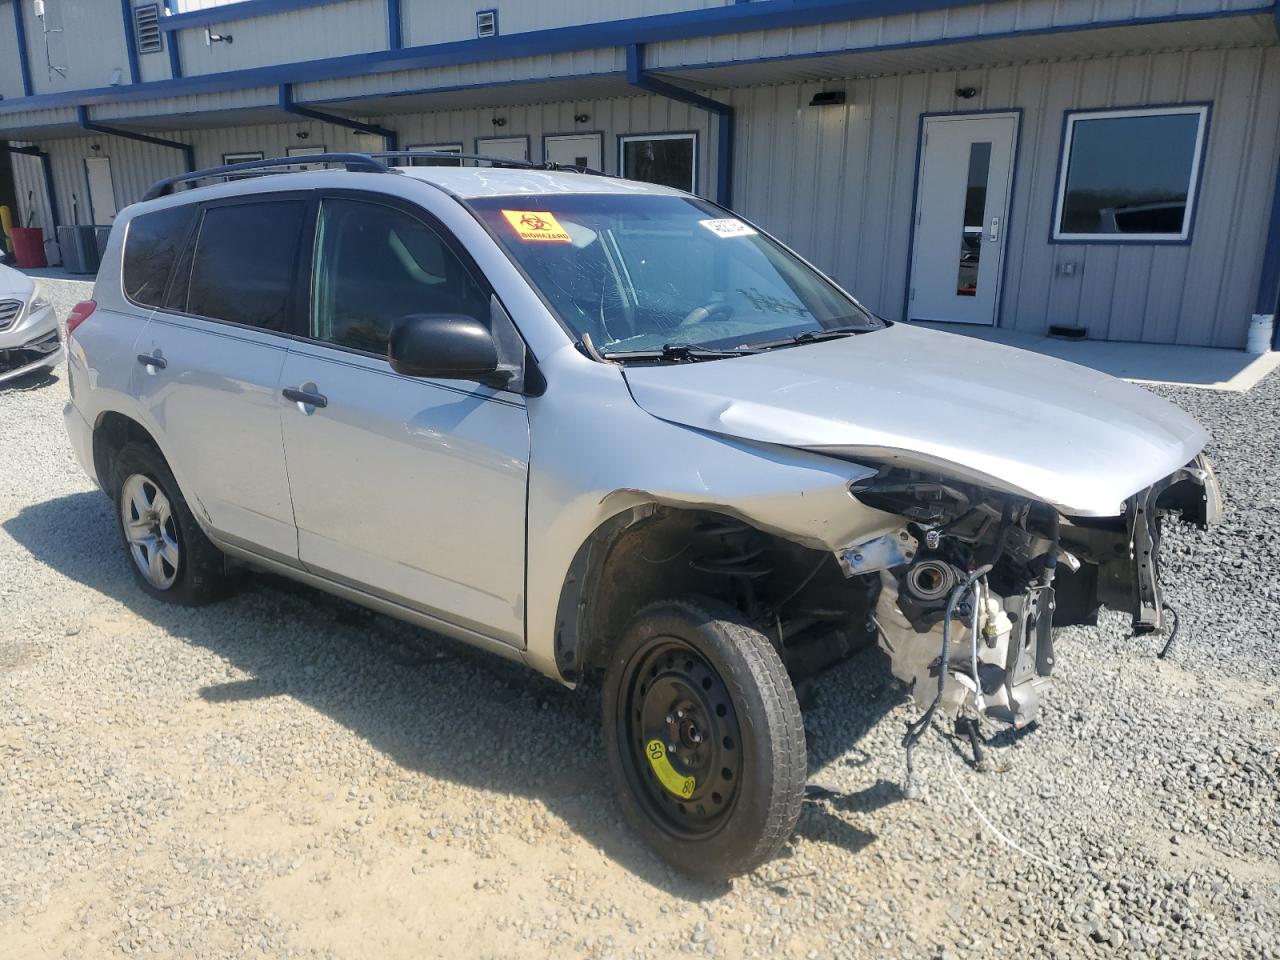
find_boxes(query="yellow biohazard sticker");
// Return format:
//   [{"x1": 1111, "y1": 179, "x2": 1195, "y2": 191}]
[
  {"x1": 501, "y1": 209, "x2": 573, "y2": 243},
  {"x1": 645, "y1": 739, "x2": 696, "y2": 799}
]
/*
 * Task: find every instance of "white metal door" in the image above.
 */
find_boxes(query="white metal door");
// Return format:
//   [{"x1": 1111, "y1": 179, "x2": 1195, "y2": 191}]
[
  {"x1": 85, "y1": 156, "x2": 117, "y2": 225},
  {"x1": 476, "y1": 136, "x2": 528, "y2": 162},
  {"x1": 908, "y1": 114, "x2": 1018, "y2": 326},
  {"x1": 544, "y1": 133, "x2": 602, "y2": 170}
]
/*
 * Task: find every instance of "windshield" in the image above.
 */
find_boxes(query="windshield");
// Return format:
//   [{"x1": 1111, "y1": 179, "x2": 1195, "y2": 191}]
[{"x1": 467, "y1": 193, "x2": 881, "y2": 356}]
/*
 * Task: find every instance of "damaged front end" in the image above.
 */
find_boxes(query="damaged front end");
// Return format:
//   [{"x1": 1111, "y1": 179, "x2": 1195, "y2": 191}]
[{"x1": 839, "y1": 455, "x2": 1222, "y2": 740}]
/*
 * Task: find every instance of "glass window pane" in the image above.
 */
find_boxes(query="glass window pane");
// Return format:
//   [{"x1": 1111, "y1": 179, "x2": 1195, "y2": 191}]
[
  {"x1": 468, "y1": 193, "x2": 878, "y2": 354},
  {"x1": 123, "y1": 205, "x2": 195, "y2": 308},
  {"x1": 311, "y1": 199, "x2": 489, "y2": 355},
  {"x1": 956, "y1": 141, "x2": 991, "y2": 297},
  {"x1": 622, "y1": 136, "x2": 695, "y2": 192},
  {"x1": 185, "y1": 201, "x2": 305, "y2": 331},
  {"x1": 1058, "y1": 111, "x2": 1203, "y2": 237}
]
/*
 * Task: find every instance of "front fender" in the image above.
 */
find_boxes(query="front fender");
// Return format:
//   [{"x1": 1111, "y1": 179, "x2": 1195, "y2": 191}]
[{"x1": 522, "y1": 346, "x2": 892, "y2": 679}]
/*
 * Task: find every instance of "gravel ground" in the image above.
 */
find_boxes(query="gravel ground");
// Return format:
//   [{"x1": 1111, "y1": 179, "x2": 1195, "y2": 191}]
[{"x1": 2, "y1": 280, "x2": 1277, "y2": 959}]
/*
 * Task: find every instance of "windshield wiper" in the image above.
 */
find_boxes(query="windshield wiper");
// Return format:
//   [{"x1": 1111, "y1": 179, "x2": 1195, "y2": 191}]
[
  {"x1": 749, "y1": 324, "x2": 876, "y2": 351},
  {"x1": 602, "y1": 343, "x2": 755, "y2": 363}
]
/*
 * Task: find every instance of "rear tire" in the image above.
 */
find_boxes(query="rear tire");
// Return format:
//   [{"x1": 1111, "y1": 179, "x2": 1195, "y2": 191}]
[
  {"x1": 110, "y1": 441, "x2": 229, "y2": 605},
  {"x1": 602, "y1": 597, "x2": 806, "y2": 879}
]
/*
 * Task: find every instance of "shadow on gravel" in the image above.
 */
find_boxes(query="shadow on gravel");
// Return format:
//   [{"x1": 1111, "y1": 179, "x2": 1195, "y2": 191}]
[
  {"x1": 6, "y1": 490, "x2": 901, "y2": 893},
  {"x1": 0, "y1": 368, "x2": 60, "y2": 392}
]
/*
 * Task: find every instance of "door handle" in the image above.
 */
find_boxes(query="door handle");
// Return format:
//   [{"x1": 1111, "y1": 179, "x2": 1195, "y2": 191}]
[
  {"x1": 282, "y1": 386, "x2": 328, "y2": 409},
  {"x1": 136, "y1": 352, "x2": 167, "y2": 371},
  {"x1": 987, "y1": 216, "x2": 1002, "y2": 243}
]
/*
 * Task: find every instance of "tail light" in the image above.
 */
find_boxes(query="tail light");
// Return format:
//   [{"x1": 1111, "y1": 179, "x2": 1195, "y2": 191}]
[{"x1": 65, "y1": 300, "x2": 97, "y2": 338}]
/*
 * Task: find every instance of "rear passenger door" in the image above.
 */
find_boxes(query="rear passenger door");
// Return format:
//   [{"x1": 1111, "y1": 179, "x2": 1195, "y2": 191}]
[
  {"x1": 278, "y1": 194, "x2": 530, "y2": 647},
  {"x1": 132, "y1": 195, "x2": 310, "y2": 564}
]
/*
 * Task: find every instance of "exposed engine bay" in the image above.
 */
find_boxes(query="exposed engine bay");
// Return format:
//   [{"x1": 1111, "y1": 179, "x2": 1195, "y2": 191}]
[{"x1": 837, "y1": 456, "x2": 1222, "y2": 753}]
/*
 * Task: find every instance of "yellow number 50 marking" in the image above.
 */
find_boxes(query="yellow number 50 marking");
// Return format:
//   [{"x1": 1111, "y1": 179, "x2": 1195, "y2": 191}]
[{"x1": 645, "y1": 739, "x2": 696, "y2": 799}]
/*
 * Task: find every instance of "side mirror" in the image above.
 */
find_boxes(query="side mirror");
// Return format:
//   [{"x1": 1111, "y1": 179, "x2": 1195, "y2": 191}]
[{"x1": 388, "y1": 313, "x2": 505, "y2": 383}]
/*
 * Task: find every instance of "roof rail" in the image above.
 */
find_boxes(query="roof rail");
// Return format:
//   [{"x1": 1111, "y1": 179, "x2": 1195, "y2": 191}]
[
  {"x1": 141, "y1": 152, "x2": 390, "y2": 201},
  {"x1": 370, "y1": 150, "x2": 610, "y2": 178}
]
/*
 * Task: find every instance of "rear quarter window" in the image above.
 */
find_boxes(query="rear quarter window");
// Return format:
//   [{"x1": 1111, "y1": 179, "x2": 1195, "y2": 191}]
[
  {"x1": 182, "y1": 200, "x2": 306, "y2": 332},
  {"x1": 122, "y1": 205, "x2": 196, "y2": 309}
]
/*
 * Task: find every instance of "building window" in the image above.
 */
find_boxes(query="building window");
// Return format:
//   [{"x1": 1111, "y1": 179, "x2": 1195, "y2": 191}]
[
  {"x1": 1052, "y1": 105, "x2": 1209, "y2": 243},
  {"x1": 619, "y1": 133, "x2": 697, "y2": 194},
  {"x1": 406, "y1": 144, "x2": 464, "y2": 167}
]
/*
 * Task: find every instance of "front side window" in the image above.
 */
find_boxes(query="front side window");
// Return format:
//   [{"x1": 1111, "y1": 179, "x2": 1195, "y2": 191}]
[
  {"x1": 1053, "y1": 106, "x2": 1209, "y2": 242},
  {"x1": 620, "y1": 134, "x2": 696, "y2": 193},
  {"x1": 182, "y1": 200, "x2": 306, "y2": 331},
  {"x1": 311, "y1": 198, "x2": 490, "y2": 355},
  {"x1": 123, "y1": 204, "x2": 196, "y2": 308},
  {"x1": 468, "y1": 193, "x2": 878, "y2": 357}
]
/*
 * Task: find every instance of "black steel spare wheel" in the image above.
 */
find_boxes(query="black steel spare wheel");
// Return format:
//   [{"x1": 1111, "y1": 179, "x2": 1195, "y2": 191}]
[{"x1": 602, "y1": 598, "x2": 805, "y2": 879}]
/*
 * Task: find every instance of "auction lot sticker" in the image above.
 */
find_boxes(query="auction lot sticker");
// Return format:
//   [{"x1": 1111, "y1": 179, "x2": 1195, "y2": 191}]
[
  {"x1": 501, "y1": 210, "x2": 573, "y2": 242},
  {"x1": 699, "y1": 218, "x2": 757, "y2": 238}
]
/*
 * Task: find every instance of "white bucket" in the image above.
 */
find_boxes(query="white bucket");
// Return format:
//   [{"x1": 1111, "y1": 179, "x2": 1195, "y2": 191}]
[{"x1": 1247, "y1": 313, "x2": 1274, "y2": 355}]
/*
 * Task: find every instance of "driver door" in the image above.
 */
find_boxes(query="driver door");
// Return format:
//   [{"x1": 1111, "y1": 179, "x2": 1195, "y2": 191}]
[{"x1": 279, "y1": 193, "x2": 530, "y2": 647}]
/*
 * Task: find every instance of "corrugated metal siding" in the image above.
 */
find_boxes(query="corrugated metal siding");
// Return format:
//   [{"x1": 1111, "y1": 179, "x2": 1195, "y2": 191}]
[
  {"x1": 725, "y1": 43, "x2": 1280, "y2": 349},
  {"x1": 175, "y1": 0, "x2": 387, "y2": 76},
  {"x1": 647, "y1": 0, "x2": 1272, "y2": 68},
  {"x1": 393, "y1": 93, "x2": 714, "y2": 183},
  {"x1": 402, "y1": 0, "x2": 728, "y2": 48},
  {"x1": 16, "y1": 93, "x2": 714, "y2": 227},
  {"x1": 0, "y1": 1, "x2": 25, "y2": 100},
  {"x1": 94, "y1": 86, "x2": 280, "y2": 122},
  {"x1": 20, "y1": 0, "x2": 134, "y2": 95},
  {"x1": 9, "y1": 148, "x2": 55, "y2": 243},
  {"x1": 297, "y1": 49, "x2": 627, "y2": 104}
]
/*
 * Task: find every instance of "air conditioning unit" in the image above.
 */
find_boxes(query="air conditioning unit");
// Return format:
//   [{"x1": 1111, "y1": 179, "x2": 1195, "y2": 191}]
[
  {"x1": 134, "y1": 4, "x2": 163, "y2": 54},
  {"x1": 476, "y1": 9, "x2": 498, "y2": 39}
]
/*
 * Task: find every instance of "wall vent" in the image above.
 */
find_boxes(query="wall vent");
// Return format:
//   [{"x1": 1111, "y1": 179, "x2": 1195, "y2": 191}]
[
  {"x1": 134, "y1": 4, "x2": 163, "y2": 54},
  {"x1": 476, "y1": 9, "x2": 498, "y2": 39}
]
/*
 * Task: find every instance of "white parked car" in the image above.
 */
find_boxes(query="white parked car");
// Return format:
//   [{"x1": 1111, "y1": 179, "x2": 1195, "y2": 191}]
[
  {"x1": 62, "y1": 153, "x2": 1220, "y2": 879},
  {"x1": 0, "y1": 262, "x2": 61, "y2": 385}
]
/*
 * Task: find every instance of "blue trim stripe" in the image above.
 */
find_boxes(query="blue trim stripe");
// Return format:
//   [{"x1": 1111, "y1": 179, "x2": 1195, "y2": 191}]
[
  {"x1": 0, "y1": 2, "x2": 1273, "y2": 118},
  {"x1": 163, "y1": 0, "x2": 184, "y2": 78},
  {"x1": 279, "y1": 83, "x2": 398, "y2": 150},
  {"x1": 77, "y1": 105, "x2": 196, "y2": 171},
  {"x1": 11, "y1": 0, "x2": 33, "y2": 97},
  {"x1": 120, "y1": 0, "x2": 142, "y2": 85},
  {"x1": 159, "y1": 0, "x2": 352, "y2": 31},
  {"x1": 387, "y1": 0, "x2": 402, "y2": 49},
  {"x1": 625, "y1": 43, "x2": 733, "y2": 206}
]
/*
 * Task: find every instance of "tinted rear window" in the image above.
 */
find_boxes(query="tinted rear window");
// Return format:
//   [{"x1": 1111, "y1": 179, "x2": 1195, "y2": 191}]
[
  {"x1": 123, "y1": 205, "x2": 196, "y2": 308},
  {"x1": 183, "y1": 200, "x2": 306, "y2": 331}
]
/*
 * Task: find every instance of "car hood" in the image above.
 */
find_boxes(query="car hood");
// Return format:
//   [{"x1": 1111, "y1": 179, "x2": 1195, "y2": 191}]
[
  {"x1": 621, "y1": 323, "x2": 1209, "y2": 517},
  {"x1": 0, "y1": 263, "x2": 35, "y2": 300}
]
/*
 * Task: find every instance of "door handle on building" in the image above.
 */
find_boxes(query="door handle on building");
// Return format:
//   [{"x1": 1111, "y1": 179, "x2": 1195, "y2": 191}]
[{"x1": 988, "y1": 216, "x2": 1001, "y2": 242}]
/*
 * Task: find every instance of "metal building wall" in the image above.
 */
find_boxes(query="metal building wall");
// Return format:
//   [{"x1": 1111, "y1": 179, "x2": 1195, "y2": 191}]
[
  {"x1": 18, "y1": 0, "x2": 134, "y2": 96},
  {"x1": 9, "y1": 91, "x2": 713, "y2": 236},
  {"x1": 175, "y1": 0, "x2": 388, "y2": 76},
  {"x1": 296, "y1": 49, "x2": 628, "y2": 104},
  {"x1": 400, "y1": 0, "x2": 729, "y2": 48},
  {"x1": 724, "y1": 44, "x2": 1280, "y2": 350},
  {"x1": 0, "y1": 1, "x2": 25, "y2": 98},
  {"x1": 647, "y1": 0, "x2": 1272, "y2": 68}
]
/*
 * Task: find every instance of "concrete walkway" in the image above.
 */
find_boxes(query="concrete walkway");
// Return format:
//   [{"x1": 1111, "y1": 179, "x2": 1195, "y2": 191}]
[{"x1": 911, "y1": 321, "x2": 1278, "y2": 392}]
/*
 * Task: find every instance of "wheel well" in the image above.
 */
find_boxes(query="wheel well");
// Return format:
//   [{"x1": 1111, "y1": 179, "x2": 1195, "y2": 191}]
[
  {"x1": 92, "y1": 412, "x2": 161, "y2": 490},
  {"x1": 553, "y1": 505, "x2": 874, "y2": 683}
]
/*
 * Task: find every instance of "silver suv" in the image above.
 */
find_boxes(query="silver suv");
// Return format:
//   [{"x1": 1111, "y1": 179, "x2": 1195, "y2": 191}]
[{"x1": 63, "y1": 153, "x2": 1220, "y2": 879}]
